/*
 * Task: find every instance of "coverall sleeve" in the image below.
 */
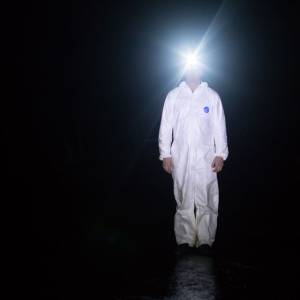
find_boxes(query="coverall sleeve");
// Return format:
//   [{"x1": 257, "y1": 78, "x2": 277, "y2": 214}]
[
  {"x1": 213, "y1": 94, "x2": 229, "y2": 161},
  {"x1": 158, "y1": 92, "x2": 174, "y2": 161}
]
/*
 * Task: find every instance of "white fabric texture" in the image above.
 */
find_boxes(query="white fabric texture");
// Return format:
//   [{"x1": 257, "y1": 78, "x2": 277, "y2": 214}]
[{"x1": 158, "y1": 80, "x2": 228, "y2": 247}]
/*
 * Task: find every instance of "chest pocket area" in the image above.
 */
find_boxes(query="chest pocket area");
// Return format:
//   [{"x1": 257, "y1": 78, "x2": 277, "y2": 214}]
[{"x1": 195, "y1": 105, "x2": 211, "y2": 130}]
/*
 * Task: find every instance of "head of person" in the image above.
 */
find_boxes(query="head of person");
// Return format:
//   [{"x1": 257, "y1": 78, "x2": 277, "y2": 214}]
[{"x1": 184, "y1": 65, "x2": 202, "y2": 83}]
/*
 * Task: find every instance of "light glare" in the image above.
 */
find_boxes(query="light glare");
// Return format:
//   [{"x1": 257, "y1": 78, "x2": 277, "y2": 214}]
[{"x1": 183, "y1": 52, "x2": 200, "y2": 70}]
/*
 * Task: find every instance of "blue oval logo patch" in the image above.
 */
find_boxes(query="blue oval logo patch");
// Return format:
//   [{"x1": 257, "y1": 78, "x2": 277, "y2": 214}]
[{"x1": 203, "y1": 106, "x2": 209, "y2": 113}]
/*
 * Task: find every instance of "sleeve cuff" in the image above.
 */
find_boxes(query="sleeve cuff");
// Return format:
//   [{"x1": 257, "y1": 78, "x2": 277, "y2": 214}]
[
  {"x1": 159, "y1": 154, "x2": 172, "y2": 161},
  {"x1": 215, "y1": 153, "x2": 227, "y2": 161}
]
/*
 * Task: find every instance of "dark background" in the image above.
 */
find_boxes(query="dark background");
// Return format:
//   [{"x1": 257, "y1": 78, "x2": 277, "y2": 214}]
[{"x1": 6, "y1": 0, "x2": 299, "y2": 298}]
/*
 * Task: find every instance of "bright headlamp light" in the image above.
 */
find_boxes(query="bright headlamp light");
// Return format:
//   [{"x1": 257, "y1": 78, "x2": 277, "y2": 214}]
[{"x1": 183, "y1": 51, "x2": 201, "y2": 70}]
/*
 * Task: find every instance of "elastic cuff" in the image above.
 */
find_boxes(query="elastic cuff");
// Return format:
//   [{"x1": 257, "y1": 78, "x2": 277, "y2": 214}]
[
  {"x1": 159, "y1": 154, "x2": 172, "y2": 161},
  {"x1": 215, "y1": 153, "x2": 226, "y2": 161}
]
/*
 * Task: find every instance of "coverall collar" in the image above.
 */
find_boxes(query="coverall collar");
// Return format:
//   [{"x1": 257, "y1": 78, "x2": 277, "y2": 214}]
[{"x1": 179, "y1": 80, "x2": 208, "y2": 94}]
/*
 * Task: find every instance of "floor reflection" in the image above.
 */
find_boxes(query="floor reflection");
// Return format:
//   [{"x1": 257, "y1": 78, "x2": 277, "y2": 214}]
[
  {"x1": 163, "y1": 254, "x2": 217, "y2": 300},
  {"x1": 119, "y1": 250, "x2": 269, "y2": 300}
]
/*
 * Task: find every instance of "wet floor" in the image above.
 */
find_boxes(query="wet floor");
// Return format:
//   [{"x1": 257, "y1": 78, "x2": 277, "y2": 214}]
[
  {"x1": 158, "y1": 254, "x2": 217, "y2": 300},
  {"x1": 33, "y1": 229, "x2": 299, "y2": 300},
  {"x1": 117, "y1": 249, "x2": 273, "y2": 300},
  {"x1": 115, "y1": 243, "x2": 300, "y2": 300}
]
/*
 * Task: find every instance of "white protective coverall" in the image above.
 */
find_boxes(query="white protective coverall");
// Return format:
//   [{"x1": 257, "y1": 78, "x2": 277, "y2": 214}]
[{"x1": 158, "y1": 80, "x2": 228, "y2": 247}]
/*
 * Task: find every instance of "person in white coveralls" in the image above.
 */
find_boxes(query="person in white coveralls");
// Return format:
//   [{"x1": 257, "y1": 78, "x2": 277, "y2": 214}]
[{"x1": 158, "y1": 54, "x2": 228, "y2": 254}]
